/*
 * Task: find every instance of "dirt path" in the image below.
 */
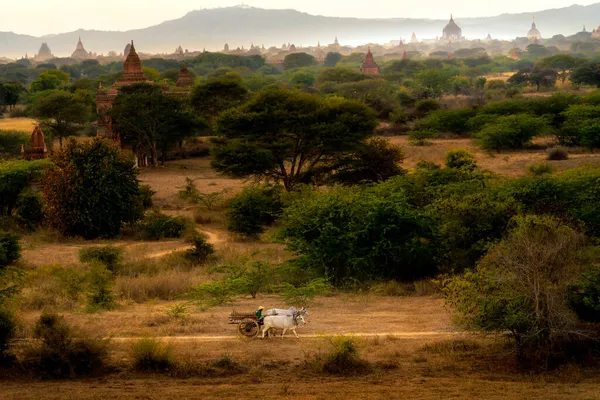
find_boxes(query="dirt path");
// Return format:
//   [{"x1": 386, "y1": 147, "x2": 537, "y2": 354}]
[
  {"x1": 109, "y1": 331, "x2": 460, "y2": 341},
  {"x1": 143, "y1": 227, "x2": 226, "y2": 259}
]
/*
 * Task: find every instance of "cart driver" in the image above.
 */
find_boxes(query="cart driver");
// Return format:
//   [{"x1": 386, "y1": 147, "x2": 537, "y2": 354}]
[{"x1": 256, "y1": 306, "x2": 265, "y2": 325}]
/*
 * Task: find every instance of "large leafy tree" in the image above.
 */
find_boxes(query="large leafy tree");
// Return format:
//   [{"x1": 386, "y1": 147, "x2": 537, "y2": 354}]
[
  {"x1": 30, "y1": 91, "x2": 89, "y2": 147},
  {"x1": 571, "y1": 61, "x2": 600, "y2": 87},
  {"x1": 43, "y1": 138, "x2": 144, "y2": 239},
  {"x1": 323, "y1": 52, "x2": 343, "y2": 67},
  {"x1": 212, "y1": 89, "x2": 377, "y2": 190},
  {"x1": 30, "y1": 70, "x2": 70, "y2": 92},
  {"x1": 110, "y1": 83, "x2": 204, "y2": 166},
  {"x1": 536, "y1": 54, "x2": 582, "y2": 84},
  {"x1": 0, "y1": 82, "x2": 22, "y2": 110},
  {"x1": 283, "y1": 53, "x2": 317, "y2": 70},
  {"x1": 508, "y1": 67, "x2": 557, "y2": 90},
  {"x1": 190, "y1": 74, "x2": 248, "y2": 125}
]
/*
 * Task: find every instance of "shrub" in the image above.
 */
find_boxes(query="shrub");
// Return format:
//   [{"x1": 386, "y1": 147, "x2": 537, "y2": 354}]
[
  {"x1": 0, "y1": 159, "x2": 48, "y2": 217},
  {"x1": 138, "y1": 184, "x2": 155, "y2": 210},
  {"x1": 280, "y1": 278, "x2": 332, "y2": 306},
  {"x1": 79, "y1": 246, "x2": 123, "y2": 272},
  {"x1": 409, "y1": 129, "x2": 435, "y2": 146},
  {"x1": 419, "y1": 108, "x2": 476, "y2": 135},
  {"x1": 219, "y1": 259, "x2": 275, "y2": 299},
  {"x1": 389, "y1": 108, "x2": 409, "y2": 125},
  {"x1": 130, "y1": 337, "x2": 173, "y2": 371},
  {"x1": 0, "y1": 130, "x2": 28, "y2": 157},
  {"x1": 43, "y1": 138, "x2": 143, "y2": 239},
  {"x1": 331, "y1": 137, "x2": 405, "y2": 185},
  {"x1": 527, "y1": 162, "x2": 553, "y2": 176},
  {"x1": 136, "y1": 211, "x2": 188, "y2": 240},
  {"x1": 444, "y1": 215, "x2": 586, "y2": 367},
  {"x1": 15, "y1": 190, "x2": 43, "y2": 228},
  {"x1": 184, "y1": 235, "x2": 215, "y2": 264},
  {"x1": 547, "y1": 146, "x2": 569, "y2": 161},
  {"x1": 226, "y1": 185, "x2": 283, "y2": 239},
  {"x1": 476, "y1": 114, "x2": 548, "y2": 151},
  {"x1": 188, "y1": 279, "x2": 239, "y2": 308},
  {"x1": 568, "y1": 266, "x2": 600, "y2": 323},
  {"x1": 322, "y1": 336, "x2": 371, "y2": 376},
  {"x1": 86, "y1": 263, "x2": 116, "y2": 311},
  {"x1": 445, "y1": 150, "x2": 477, "y2": 171},
  {"x1": 414, "y1": 99, "x2": 440, "y2": 118},
  {"x1": 25, "y1": 312, "x2": 109, "y2": 378},
  {"x1": 280, "y1": 187, "x2": 437, "y2": 285},
  {"x1": 178, "y1": 178, "x2": 230, "y2": 210},
  {"x1": 0, "y1": 231, "x2": 20, "y2": 269},
  {"x1": 0, "y1": 310, "x2": 16, "y2": 359}
]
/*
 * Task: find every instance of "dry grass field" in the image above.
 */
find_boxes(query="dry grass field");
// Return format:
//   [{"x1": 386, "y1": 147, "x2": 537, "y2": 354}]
[
  {"x1": 0, "y1": 117, "x2": 36, "y2": 132},
  {"x1": 5, "y1": 131, "x2": 600, "y2": 399}
]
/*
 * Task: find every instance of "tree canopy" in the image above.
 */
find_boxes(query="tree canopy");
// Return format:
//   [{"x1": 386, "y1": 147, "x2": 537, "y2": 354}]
[{"x1": 212, "y1": 89, "x2": 378, "y2": 190}]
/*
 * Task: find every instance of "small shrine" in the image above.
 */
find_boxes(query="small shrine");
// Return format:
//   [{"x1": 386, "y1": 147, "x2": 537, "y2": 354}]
[{"x1": 21, "y1": 124, "x2": 49, "y2": 160}]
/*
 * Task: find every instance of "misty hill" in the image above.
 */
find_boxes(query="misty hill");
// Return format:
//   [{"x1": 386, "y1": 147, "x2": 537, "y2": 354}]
[{"x1": 2, "y1": 4, "x2": 600, "y2": 58}]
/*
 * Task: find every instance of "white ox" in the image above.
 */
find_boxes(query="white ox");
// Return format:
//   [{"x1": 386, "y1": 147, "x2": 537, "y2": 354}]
[{"x1": 262, "y1": 314, "x2": 306, "y2": 339}]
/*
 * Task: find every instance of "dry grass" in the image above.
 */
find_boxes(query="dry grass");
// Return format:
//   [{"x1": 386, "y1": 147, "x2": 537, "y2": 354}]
[
  {"x1": 115, "y1": 269, "x2": 208, "y2": 302},
  {"x1": 0, "y1": 117, "x2": 36, "y2": 132},
  {"x1": 388, "y1": 136, "x2": 600, "y2": 177}
]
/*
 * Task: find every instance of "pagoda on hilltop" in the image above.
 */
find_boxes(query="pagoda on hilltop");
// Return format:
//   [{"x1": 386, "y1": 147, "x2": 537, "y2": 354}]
[
  {"x1": 71, "y1": 37, "x2": 91, "y2": 60},
  {"x1": 442, "y1": 15, "x2": 463, "y2": 40},
  {"x1": 360, "y1": 47, "x2": 380, "y2": 76},
  {"x1": 21, "y1": 125, "x2": 48, "y2": 160}
]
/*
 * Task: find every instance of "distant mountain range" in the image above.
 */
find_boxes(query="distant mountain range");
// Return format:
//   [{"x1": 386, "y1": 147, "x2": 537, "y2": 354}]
[{"x1": 2, "y1": 4, "x2": 600, "y2": 58}]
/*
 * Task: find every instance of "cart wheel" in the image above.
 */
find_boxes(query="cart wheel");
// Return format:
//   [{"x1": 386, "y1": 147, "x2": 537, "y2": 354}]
[{"x1": 238, "y1": 318, "x2": 259, "y2": 338}]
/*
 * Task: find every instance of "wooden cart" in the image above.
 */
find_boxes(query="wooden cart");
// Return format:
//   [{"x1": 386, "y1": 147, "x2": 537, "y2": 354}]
[{"x1": 229, "y1": 311, "x2": 260, "y2": 338}]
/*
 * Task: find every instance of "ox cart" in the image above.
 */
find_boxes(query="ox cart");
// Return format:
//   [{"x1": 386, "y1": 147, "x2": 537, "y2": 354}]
[{"x1": 229, "y1": 311, "x2": 260, "y2": 338}]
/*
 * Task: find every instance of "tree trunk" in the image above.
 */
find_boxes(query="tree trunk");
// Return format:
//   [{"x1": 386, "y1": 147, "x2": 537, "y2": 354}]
[{"x1": 150, "y1": 142, "x2": 158, "y2": 167}]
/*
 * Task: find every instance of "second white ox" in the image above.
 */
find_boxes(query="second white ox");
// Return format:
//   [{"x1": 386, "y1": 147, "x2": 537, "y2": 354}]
[{"x1": 261, "y1": 314, "x2": 306, "y2": 339}]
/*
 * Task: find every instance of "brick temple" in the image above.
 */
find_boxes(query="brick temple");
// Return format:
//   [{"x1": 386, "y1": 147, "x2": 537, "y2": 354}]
[{"x1": 96, "y1": 41, "x2": 192, "y2": 141}]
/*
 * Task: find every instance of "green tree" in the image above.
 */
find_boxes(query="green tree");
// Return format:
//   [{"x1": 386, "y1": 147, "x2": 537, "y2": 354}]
[
  {"x1": 0, "y1": 82, "x2": 22, "y2": 110},
  {"x1": 413, "y1": 69, "x2": 451, "y2": 97},
  {"x1": 281, "y1": 186, "x2": 437, "y2": 284},
  {"x1": 536, "y1": 54, "x2": 582, "y2": 84},
  {"x1": 324, "y1": 52, "x2": 343, "y2": 67},
  {"x1": 30, "y1": 70, "x2": 70, "y2": 92},
  {"x1": 508, "y1": 67, "x2": 557, "y2": 90},
  {"x1": 110, "y1": 83, "x2": 203, "y2": 166},
  {"x1": 30, "y1": 91, "x2": 89, "y2": 147},
  {"x1": 226, "y1": 185, "x2": 283, "y2": 239},
  {"x1": 477, "y1": 114, "x2": 548, "y2": 151},
  {"x1": 331, "y1": 137, "x2": 405, "y2": 185},
  {"x1": 190, "y1": 76, "x2": 248, "y2": 125},
  {"x1": 212, "y1": 89, "x2": 377, "y2": 190},
  {"x1": 283, "y1": 53, "x2": 317, "y2": 70},
  {"x1": 316, "y1": 68, "x2": 366, "y2": 86},
  {"x1": 290, "y1": 71, "x2": 315, "y2": 88},
  {"x1": 43, "y1": 138, "x2": 143, "y2": 239},
  {"x1": 444, "y1": 215, "x2": 586, "y2": 365},
  {"x1": 570, "y1": 61, "x2": 600, "y2": 87},
  {"x1": 0, "y1": 231, "x2": 21, "y2": 302}
]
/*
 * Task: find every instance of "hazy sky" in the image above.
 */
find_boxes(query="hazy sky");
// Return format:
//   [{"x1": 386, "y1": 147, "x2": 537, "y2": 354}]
[{"x1": 2, "y1": 0, "x2": 596, "y2": 36}]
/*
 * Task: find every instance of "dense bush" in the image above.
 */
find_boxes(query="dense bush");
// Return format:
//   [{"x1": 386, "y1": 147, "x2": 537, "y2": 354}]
[
  {"x1": 409, "y1": 129, "x2": 435, "y2": 146},
  {"x1": 43, "y1": 138, "x2": 143, "y2": 239},
  {"x1": 281, "y1": 186, "x2": 437, "y2": 285},
  {"x1": 527, "y1": 162, "x2": 553, "y2": 176},
  {"x1": 0, "y1": 310, "x2": 16, "y2": 360},
  {"x1": 185, "y1": 235, "x2": 215, "y2": 264},
  {"x1": 0, "y1": 159, "x2": 48, "y2": 217},
  {"x1": 418, "y1": 108, "x2": 476, "y2": 135},
  {"x1": 25, "y1": 313, "x2": 109, "y2": 378},
  {"x1": 135, "y1": 211, "x2": 188, "y2": 240},
  {"x1": 568, "y1": 266, "x2": 600, "y2": 323},
  {"x1": 0, "y1": 231, "x2": 20, "y2": 269},
  {"x1": 15, "y1": 190, "x2": 44, "y2": 228},
  {"x1": 79, "y1": 246, "x2": 123, "y2": 273},
  {"x1": 130, "y1": 338, "x2": 173, "y2": 371},
  {"x1": 547, "y1": 146, "x2": 569, "y2": 160},
  {"x1": 414, "y1": 99, "x2": 440, "y2": 118},
  {"x1": 86, "y1": 263, "x2": 116, "y2": 311},
  {"x1": 445, "y1": 150, "x2": 477, "y2": 171},
  {"x1": 331, "y1": 137, "x2": 405, "y2": 185},
  {"x1": 476, "y1": 114, "x2": 548, "y2": 151},
  {"x1": 444, "y1": 215, "x2": 586, "y2": 367},
  {"x1": 319, "y1": 336, "x2": 371, "y2": 376},
  {"x1": 226, "y1": 185, "x2": 283, "y2": 239},
  {"x1": 0, "y1": 130, "x2": 28, "y2": 157}
]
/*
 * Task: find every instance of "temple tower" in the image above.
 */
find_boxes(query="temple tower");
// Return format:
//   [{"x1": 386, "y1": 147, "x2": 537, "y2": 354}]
[
  {"x1": 360, "y1": 47, "x2": 380, "y2": 76},
  {"x1": 21, "y1": 125, "x2": 49, "y2": 160}
]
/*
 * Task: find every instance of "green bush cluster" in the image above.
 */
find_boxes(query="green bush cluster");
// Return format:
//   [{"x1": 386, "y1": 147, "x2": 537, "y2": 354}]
[
  {"x1": 135, "y1": 211, "x2": 189, "y2": 240},
  {"x1": 226, "y1": 184, "x2": 283, "y2": 239},
  {"x1": 79, "y1": 246, "x2": 123, "y2": 273}
]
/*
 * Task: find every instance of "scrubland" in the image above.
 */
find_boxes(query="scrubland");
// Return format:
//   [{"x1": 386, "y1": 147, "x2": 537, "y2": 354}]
[{"x1": 3, "y1": 134, "x2": 600, "y2": 399}]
